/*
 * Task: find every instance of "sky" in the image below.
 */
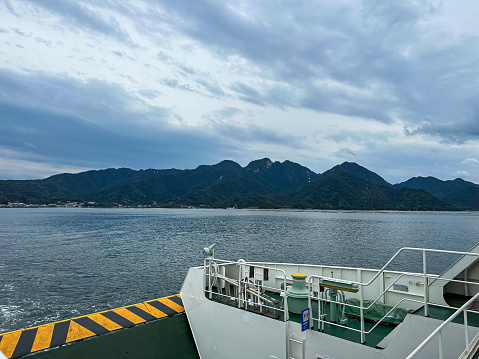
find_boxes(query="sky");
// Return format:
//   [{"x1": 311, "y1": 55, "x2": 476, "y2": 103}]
[{"x1": 0, "y1": 0, "x2": 478, "y2": 184}]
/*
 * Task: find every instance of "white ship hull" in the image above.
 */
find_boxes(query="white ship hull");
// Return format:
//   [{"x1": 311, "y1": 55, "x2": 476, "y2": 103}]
[{"x1": 181, "y1": 244, "x2": 479, "y2": 359}]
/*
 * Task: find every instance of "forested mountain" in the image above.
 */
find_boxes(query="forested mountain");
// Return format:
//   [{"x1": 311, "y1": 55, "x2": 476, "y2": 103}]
[
  {"x1": 290, "y1": 163, "x2": 451, "y2": 210},
  {"x1": 0, "y1": 159, "x2": 476, "y2": 210},
  {"x1": 396, "y1": 176, "x2": 479, "y2": 210}
]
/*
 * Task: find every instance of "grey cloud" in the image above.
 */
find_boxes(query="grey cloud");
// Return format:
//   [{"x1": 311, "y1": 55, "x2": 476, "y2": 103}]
[
  {"x1": 159, "y1": 77, "x2": 201, "y2": 94},
  {"x1": 333, "y1": 148, "x2": 357, "y2": 160},
  {"x1": 156, "y1": 51, "x2": 171, "y2": 62},
  {"x1": 156, "y1": 51, "x2": 196, "y2": 75},
  {"x1": 137, "y1": 89, "x2": 162, "y2": 99},
  {"x1": 24, "y1": 142, "x2": 39, "y2": 149},
  {"x1": 177, "y1": 64, "x2": 196, "y2": 76},
  {"x1": 203, "y1": 107, "x2": 243, "y2": 121},
  {"x1": 12, "y1": 28, "x2": 29, "y2": 37},
  {"x1": 34, "y1": 37, "x2": 53, "y2": 46},
  {"x1": 0, "y1": 70, "x2": 237, "y2": 174},
  {"x1": 159, "y1": 75, "x2": 223, "y2": 98},
  {"x1": 19, "y1": 0, "x2": 134, "y2": 44},
  {"x1": 156, "y1": 51, "x2": 224, "y2": 97},
  {"x1": 462, "y1": 158, "x2": 479, "y2": 167},
  {"x1": 0, "y1": 70, "x2": 176, "y2": 131},
  {"x1": 196, "y1": 78, "x2": 224, "y2": 97},
  {"x1": 160, "y1": 78, "x2": 179, "y2": 88},
  {"x1": 156, "y1": 0, "x2": 479, "y2": 142},
  {"x1": 212, "y1": 122, "x2": 304, "y2": 148},
  {"x1": 360, "y1": 0, "x2": 440, "y2": 31},
  {"x1": 3, "y1": 0, "x2": 19, "y2": 16},
  {"x1": 156, "y1": 51, "x2": 195, "y2": 75},
  {"x1": 202, "y1": 107, "x2": 304, "y2": 148},
  {"x1": 230, "y1": 82, "x2": 266, "y2": 106},
  {"x1": 405, "y1": 114, "x2": 479, "y2": 144}
]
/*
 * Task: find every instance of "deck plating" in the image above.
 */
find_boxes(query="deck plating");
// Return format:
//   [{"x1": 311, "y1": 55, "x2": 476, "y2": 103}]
[{"x1": 0, "y1": 294, "x2": 184, "y2": 358}]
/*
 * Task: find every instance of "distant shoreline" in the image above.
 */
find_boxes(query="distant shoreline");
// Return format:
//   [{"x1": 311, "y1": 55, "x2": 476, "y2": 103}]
[{"x1": 0, "y1": 205, "x2": 476, "y2": 214}]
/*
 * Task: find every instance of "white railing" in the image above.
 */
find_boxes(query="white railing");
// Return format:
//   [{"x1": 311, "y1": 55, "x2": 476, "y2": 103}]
[
  {"x1": 406, "y1": 290, "x2": 479, "y2": 359},
  {"x1": 308, "y1": 247, "x2": 479, "y2": 344},
  {"x1": 309, "y1": 274, "x2": 426, "y2": 338},
  {"x1": 204, "y1": 257, "x2": 290, "y2": 321},
  {"x1": 204, "y1": 247, "x2": 479, "y2": 355}
]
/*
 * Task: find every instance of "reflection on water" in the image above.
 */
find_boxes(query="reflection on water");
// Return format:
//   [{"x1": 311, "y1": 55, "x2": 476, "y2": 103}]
[{"x1": 0, "y1": 208, "x2": 478, "y2": 332}]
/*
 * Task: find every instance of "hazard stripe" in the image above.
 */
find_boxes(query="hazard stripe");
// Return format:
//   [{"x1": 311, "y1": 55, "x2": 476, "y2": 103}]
[
  {"x1": 167, "y1": 295, "x2": 184, "y2": 307},
  {"x1": 11, "y1": 328, "x2": 37, "y2": 358},
  {"x1": 50, "y1": 321, "x2": 70, "y2": 348},
  {"x1": 100, "y1": 311, "x2": 134, "y2": 328},
  {"x1": 31, "y1": 324, "x2": 54, "y2": 352},
  {"x1": 146, "y1": 300, "x2": 178, "y2": 316},
  {"x1": 72, "y1": 317, "x2": 108, "y2": 336},
  {"x1": 0, "y1": 294, "x2": 184, "y2": 358},
  {"x1": 125, "y1": 306, "x2": 156, "y2": 321},
  {"x1": 0, "y1": 331, "x2": 21, "y2": 358}
]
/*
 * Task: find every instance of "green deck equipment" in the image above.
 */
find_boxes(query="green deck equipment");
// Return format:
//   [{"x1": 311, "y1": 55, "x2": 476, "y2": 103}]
[
  {"x1": 320, "y1": 278, "x2": 359, "y2": 325},
  {"x1": 286, "y1": 273, "x2": 309, "y2": 314}
]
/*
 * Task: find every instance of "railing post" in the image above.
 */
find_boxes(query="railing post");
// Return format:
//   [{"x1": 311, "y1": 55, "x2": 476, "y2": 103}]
[
  {"x1": 287, "y1": 334, "x2": 291, "y2": 359},
  {"x1": 380, "y1": 271, "x2": 385, "y2": 304},
  {"x1": 465, "y1": 267, "x2": 469, "y2": 297},
  {"x1": 423, "y1": 250, "x2": 429, "y2": 317},
  {"x1": 284, "y1": 276, "x2": 289, "y2": 321},
  {"x1": 406, "y1": 289, "x2": 479, "y2": 359},
  {"x1": 208, "y1": 259, "x2": 213, "y2": 299},
  {"x1": 308, "y1": 278, "x2": 312, "y2": 329},
  {"x1": 203, "y1": 259, "x2": 207, "y2": 296},
  {"x1": 317, "y1": 277, "x2": 323, "y2": 332},
  {"x1": 438, "y1": 330, "x2": 443, "y2": 359},
  {"x1": 238, "y1": 263, "x2": 242, "y2": 309},
  {"x1": 358, "y1": 268, "x2": 365, "y2": 344},
  {"x1": 464, "y1": 309, "x2": 470, "y2": 354}
]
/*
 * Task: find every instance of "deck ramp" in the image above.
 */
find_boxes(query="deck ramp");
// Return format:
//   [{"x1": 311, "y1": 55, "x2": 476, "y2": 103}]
[{"x1": 0, "y1": 295, "x2": 184, "y2": 358}]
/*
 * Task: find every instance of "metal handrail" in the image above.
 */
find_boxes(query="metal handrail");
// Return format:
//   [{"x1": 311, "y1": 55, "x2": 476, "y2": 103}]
[
  {"x1": 203, "y1": 258, "x2": 290, "y2": 321},
  {"x1": 406, "y1": 290, "x2": 479, "y2": 359},
  {"x1": 204, "y1": 247, "x2": 479, "y2": 353},
  {"x1": 308, "y1": 247, "x2": 479, "y2": 343},
  {"x1": 309, "y1": 271, "x2": 439, "y2": 333},
  {"x1": 308, "y1": 274, "x2": 479, "y2": 343},
  {"x1": 311, "y1": 247, "x2": 479, "y2": 288}
]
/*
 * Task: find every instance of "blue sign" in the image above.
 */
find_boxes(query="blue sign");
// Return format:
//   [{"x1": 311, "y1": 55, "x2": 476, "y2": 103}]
[{"x1": 301, "y1": 308, "x2": 310, "y2": 331}]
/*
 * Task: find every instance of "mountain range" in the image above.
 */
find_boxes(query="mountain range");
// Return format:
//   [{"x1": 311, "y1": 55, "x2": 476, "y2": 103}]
[{"x1": 0, "y1": 159, "x2": 477, "y2": 210}]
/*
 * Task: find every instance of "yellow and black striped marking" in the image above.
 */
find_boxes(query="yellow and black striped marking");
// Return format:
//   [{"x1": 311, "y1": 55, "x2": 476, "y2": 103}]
[{"x1": 0, "y1": 294, "x2": 184, "y2": 358}]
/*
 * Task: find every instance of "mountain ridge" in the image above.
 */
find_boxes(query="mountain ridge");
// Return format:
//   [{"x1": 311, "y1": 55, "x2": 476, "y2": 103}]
[
  {"x1": 0, "y1": 159, "x2": 477, "y2": 210},
  {"x1": 396, "y1": 176, "x2": 479, "y2": 210}
]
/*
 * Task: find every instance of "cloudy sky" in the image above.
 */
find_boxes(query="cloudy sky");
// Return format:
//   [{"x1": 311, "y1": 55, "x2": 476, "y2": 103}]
[{"x1": 1, "y1": 0, "x2": 478, "y2": 184}]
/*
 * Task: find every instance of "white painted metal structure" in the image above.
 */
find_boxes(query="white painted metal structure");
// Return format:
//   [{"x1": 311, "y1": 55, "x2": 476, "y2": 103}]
[{"x1": 180, "y1": 244, "x2": 479, "y2": 359}]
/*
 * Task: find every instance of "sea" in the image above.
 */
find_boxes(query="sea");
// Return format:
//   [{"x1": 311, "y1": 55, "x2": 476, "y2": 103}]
[{"x1": 1, "y1": 208, "x2": 478, "y2": 333}]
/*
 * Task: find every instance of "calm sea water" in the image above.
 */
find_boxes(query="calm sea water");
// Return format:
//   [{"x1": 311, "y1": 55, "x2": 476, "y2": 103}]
[{"x1": 1, "y1": 208, "x2": 478, "y2": 333}]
